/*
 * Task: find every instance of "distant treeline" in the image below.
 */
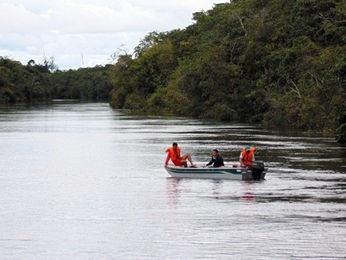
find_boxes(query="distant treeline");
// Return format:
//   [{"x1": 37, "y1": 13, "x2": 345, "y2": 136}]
[
  {"x1": 0, "y1": 0, "x2": 345, "y2": 142},
  {"x1": 0, "y1": 58, "x2": 113, "y2": 102}
]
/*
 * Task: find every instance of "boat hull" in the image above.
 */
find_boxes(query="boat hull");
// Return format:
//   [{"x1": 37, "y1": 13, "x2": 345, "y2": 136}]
[{"x1": 164, "y1": 165, "x2": 266, "y2": 180}]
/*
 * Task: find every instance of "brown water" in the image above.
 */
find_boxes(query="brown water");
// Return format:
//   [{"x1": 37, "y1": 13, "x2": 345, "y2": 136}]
[{"x1": 0, "y1": 102, "x2": 345, "y2": 259}]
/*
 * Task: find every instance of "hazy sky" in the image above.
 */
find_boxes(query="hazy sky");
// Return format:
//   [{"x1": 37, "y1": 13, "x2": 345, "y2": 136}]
[{"x1": 0, "y1": 0, "x2": 227, "y2": 70}]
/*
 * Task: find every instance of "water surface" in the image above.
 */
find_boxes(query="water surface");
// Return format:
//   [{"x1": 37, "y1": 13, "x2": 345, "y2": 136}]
[{"x1": 0, "y1": 102, "x2": 345, "y2": 259}]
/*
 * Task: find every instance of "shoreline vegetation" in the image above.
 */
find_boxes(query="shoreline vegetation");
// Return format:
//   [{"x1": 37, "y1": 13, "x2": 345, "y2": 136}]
[{"x1": 1, "y1": 0, "x2": 345, "y2": 142}]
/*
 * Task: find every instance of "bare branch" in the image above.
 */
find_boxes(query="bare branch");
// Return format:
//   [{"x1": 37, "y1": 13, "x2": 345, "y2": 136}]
[{"x1": 236, "y1": 15, "x2": 247, "y2": 36}]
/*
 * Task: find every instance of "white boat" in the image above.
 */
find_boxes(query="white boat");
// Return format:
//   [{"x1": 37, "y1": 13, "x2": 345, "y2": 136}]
[{"x1": 164, "y1": 162, "x2": 267, "y2": 180}]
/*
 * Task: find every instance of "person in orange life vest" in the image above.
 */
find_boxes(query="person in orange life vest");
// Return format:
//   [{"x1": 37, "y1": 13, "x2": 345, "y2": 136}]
[
  {"x1": 239, "y1": 145, "x2": 256, "y2": 167},
  {"x1": 165, "y1": 142, "x2": 195, "y2": 167}
]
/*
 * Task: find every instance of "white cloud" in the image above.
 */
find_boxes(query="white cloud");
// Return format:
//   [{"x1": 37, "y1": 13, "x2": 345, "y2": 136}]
[{"x1": 0, "y1": 0, "x2": 227, "y2": 69}]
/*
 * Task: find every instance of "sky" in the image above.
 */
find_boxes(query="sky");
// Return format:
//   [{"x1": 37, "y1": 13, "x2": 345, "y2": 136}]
[{"x1": 0, "y1": 0, "x2": 228, "y2": 70}]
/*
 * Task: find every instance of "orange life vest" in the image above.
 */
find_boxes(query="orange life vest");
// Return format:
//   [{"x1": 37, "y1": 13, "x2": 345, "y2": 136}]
[
  {"x1": 165, "y1": 147, "x2": 182, "y2": 165},
  {"x1": 240, "y1": 149, "x2": 254, "y2": 167}
]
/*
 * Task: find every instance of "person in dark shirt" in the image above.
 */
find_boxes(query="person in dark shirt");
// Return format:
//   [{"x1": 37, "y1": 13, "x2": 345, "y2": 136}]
[{"x1": 205, "y1": 149, "x2": 224, "y2": 168}]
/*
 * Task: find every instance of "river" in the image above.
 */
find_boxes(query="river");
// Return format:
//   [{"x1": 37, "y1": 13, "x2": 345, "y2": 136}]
[{"x1": 0, "y1": 102, "x2": 345, "y2": 259}]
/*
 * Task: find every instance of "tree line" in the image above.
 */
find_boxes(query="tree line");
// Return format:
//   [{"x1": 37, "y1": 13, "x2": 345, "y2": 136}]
[
  {"x1": 0, "y1": 0, "x2": 345, "y2": 142},
  {"x1": 109, "y1": 0, "x2": 346, "y2": 142},
  {"x1": 0, "y1": 57, "x2": 112, "y2": 103}
]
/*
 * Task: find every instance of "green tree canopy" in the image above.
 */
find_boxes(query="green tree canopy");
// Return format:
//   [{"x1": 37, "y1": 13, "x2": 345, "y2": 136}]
[{"x1": 109, "y1": 0, "x2": 345, "y2": 141}]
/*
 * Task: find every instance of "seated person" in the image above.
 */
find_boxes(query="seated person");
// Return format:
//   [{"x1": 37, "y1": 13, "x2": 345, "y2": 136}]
[
  {"x1": 165, "y1": 142, "x2": 195, "y2": 167},
  {"x1": 239, "y1": 145, "x2": 256, "y2": 167},
  {"x1": 205, "y1": 149, "x2": 224, "y2": 168}
]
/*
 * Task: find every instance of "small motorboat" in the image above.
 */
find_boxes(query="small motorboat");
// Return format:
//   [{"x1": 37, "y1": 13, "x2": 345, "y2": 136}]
[{"x1": 164, "y1": 162, "x2": 267, "y2": 180}]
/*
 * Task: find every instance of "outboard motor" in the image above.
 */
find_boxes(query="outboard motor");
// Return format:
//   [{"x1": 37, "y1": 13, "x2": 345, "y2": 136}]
[{"x1": 250, "y1": 162, "x2": 265, "y2": 180}]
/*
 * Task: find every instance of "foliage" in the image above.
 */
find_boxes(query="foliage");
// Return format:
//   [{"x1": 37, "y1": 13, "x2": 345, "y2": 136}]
[
  {"x1": 108, "y1": 0, "x2": 345, "y2": 140},
  {"x1": 0, "y1": 57, "x2": 53, "y2": 103},
  {"x1": 50, "y1": 66, "x2": 113, "y2": 101},
  {"x1": 0, "y1": 57, "x2": 113, "y2": 104}
]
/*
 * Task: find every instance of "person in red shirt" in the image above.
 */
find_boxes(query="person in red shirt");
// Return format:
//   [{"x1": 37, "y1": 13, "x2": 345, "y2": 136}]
[
  {"x1": 165, "y1": 142, "x2": 196, "y2": 167},
  {"x1": 239, "y1": 145, "x2": 256, "y2": 167}
]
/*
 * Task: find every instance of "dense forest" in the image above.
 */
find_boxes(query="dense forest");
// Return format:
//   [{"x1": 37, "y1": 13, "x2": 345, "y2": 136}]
[
  {"x1": 0, "y1": 0, "x2": 345, "y2": 142},
  {"x1": 0, "y1": 58, "x2": 112, "y2": 102}
]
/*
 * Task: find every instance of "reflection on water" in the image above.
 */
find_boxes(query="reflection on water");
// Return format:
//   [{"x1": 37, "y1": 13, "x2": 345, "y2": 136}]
[
  {"x1": 166, "y1": 178, "x2": 182, "y2": 206},
  {"x1": 0, "y1": 102, "x2": 345, "y2": 259}
]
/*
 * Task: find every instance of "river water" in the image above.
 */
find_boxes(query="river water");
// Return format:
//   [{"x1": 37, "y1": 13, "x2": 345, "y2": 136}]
[{"x1": 0, "y1": 102, "x2": 345, "y2": 259}]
